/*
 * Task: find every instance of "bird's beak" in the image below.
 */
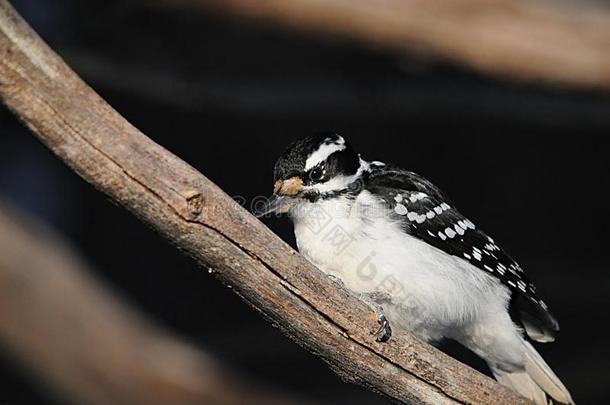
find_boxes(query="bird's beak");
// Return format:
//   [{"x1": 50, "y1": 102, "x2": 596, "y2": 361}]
[
  {"x1": 254, "y1": 194, "x2": 296, "y2": 217},
  {"x1": 255, "y1": 177, "x2": 304, "y2": 217}
]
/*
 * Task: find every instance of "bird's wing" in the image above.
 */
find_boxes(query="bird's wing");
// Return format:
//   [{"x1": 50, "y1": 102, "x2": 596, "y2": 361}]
[
  {"x1": 365, "y1": 167, "x2": 559, "y2": 341},
  {"x1": 366, "y1": 165, "x2": 453, "y2": 203}
]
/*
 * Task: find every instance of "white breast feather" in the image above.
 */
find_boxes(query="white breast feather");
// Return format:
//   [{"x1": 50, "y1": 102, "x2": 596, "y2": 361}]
[{"x1": 291, "y1": 190, "x2": 511, "y2": 342}]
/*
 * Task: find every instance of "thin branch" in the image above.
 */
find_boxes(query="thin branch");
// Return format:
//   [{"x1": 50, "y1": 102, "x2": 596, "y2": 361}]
[
  {"x1": 0, "y1": 202, "x2": 303, "y2": 405},
  {"x1": 0, "y1": 2, "x2": 529, "y2": 404},
  {"x1": 161, "y1": 0, "x2": 610, "y2": 90}
]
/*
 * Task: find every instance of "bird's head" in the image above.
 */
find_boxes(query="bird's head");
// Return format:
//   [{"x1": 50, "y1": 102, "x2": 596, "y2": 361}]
[{"x1": 256, "y1": 132, "x2": 365, "y2": 216}]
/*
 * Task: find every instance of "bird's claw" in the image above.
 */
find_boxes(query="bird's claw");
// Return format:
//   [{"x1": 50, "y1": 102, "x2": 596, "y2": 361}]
[
  {"x1": 372, "y1": 306, "x2": 392, "y2": 342},
  {"x1": 359, "y1": 291, "x2": 393, "y2": 342}
]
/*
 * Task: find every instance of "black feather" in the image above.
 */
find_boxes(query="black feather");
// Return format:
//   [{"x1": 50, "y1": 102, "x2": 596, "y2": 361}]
[{"x1": 363, "y1": 165, "x2": 559, "y2": 341}]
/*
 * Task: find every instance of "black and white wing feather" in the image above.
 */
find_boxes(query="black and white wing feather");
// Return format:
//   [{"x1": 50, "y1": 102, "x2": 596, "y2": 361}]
[{"x1": 365, "y1": 166, "x2": 559, "y2": 342}]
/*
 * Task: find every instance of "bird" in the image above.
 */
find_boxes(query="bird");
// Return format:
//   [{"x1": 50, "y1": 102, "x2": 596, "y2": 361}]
[{"x1": 256, "y1": 132, "x2": 574, "y2": 405}]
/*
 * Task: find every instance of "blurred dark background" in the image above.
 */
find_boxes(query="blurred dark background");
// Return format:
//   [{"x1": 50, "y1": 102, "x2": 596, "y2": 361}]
[{"x1": 1, "y1": 0, "x2": 609, "y2": 403}]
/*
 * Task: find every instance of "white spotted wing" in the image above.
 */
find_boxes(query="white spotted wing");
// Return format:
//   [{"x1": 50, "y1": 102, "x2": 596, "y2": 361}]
[{"x1": 365, "y1": 166, "x2": 559, "y2": 340}]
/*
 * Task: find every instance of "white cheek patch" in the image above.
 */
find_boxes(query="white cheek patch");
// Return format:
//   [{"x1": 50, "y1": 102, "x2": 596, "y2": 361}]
[{"x1": 305, "y1": 136, "x2": 346, "y2": 170}]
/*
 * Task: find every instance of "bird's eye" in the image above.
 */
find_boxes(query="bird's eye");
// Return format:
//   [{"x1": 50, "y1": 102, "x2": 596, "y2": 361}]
[{"x1": 310, "y1": 167, "x2": 324, "y2": 181}]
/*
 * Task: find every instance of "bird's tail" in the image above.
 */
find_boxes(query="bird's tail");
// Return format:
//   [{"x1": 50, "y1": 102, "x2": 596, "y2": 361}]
[{"x1": 491, "y1": 340, "x2": 574, "y2": 405}]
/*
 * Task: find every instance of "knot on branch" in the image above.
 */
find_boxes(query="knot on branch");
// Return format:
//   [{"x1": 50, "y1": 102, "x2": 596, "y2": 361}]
[{"x1": 186, "y1": 191, "x2": 204, "y2": 219}]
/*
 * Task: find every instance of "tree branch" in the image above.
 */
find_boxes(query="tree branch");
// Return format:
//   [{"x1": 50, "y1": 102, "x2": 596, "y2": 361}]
[
  {"x1": 162, "y1": 0, "x2": 610, "y2": 90},
  {"x1": 0, "y1": 1, "x2": 529, "y2": 404},
  {"x1": 0, "y1": 202, "x2": 305, "y2": 405}
]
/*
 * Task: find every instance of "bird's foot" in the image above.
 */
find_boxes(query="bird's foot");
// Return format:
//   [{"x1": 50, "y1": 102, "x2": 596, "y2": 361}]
[
  {"x1": 360, "y1": 292, "x2": 392, "y2": 342},
  {"x1": 372, "y1": 309, "x2": 392, "y2": 342}
]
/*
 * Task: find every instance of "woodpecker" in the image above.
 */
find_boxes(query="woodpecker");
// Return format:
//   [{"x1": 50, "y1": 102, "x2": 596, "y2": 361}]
[{"x1": 256, "y1": 133, "x2": 574, "y2": 405}]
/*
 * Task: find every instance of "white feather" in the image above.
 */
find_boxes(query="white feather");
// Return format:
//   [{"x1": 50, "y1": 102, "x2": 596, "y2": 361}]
[
  {"x1": 290, "y1": 189, "x2": 575, "y2": 404},
  {"x1": 290, "y1": 190, "x2": 512, "y2": 343},
  {"x1": 493, "y1": 368, "x2": 549, "y2": 405},
  {"x1": 521, "y1": 340, "x2": 574, "y2": 404}
]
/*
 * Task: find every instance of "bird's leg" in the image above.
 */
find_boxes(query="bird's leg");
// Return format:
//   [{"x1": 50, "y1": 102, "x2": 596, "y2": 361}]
[
  {"x1": 326, "y1": 275, "x2": 392, "y2": 342},
  {"x1": 360, "y1": 291, "x2": 392, "y2": 342}
]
